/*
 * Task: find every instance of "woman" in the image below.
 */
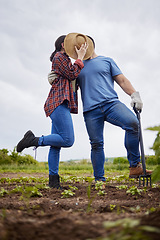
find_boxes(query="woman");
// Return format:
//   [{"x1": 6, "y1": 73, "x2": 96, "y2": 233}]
[{"x1": 16, "y1": 34, "x2": 88, "y2": 189}]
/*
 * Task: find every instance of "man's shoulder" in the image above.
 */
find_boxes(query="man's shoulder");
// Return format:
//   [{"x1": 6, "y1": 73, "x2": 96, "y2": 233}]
[
  {"x1": 98, "y1": 56, "x2": 114, "y2": 61},
  {"x1": 94, "y1": 55, "x2": 114, "y2": 62},
  {"x1": 93, "y1": 56, "x2": 115, "y2": 66}
]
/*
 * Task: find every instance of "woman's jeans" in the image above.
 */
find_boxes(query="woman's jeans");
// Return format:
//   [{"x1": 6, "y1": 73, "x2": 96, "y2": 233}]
[
  {"x1": 38, "y1": 101, "x2": 74, "y2": 175},
  {"x1": 83, "y1": 100, "x2": 140, "y2": 181}
]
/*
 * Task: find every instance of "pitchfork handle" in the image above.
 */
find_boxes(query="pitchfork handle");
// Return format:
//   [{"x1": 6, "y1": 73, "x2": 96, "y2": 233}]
[{"x1": 133, "y1": 106, "x2": 147, "y2": 175}]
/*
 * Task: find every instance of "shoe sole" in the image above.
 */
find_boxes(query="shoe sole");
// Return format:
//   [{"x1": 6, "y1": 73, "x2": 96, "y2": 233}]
[
  {"x1": 129, "y1": 175, "x2": 139, "y2": 178},
  {"x1": 129, "y1": 173, "x2": 152, "y2": 178}
]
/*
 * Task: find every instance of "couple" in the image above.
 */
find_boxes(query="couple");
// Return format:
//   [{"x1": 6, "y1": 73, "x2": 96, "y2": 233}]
[{"x1": 17, "y1": 33, "x2": 152, "y2": 189}]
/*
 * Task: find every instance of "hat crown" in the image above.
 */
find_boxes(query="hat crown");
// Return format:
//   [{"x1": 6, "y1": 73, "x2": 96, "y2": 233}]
[{"x1": 75, "y1": 34, "x2": 87, "y2": 48}]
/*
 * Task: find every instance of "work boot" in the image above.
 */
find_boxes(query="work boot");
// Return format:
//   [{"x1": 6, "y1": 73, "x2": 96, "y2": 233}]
[
  {"x1": 49, "y1": 175, "x2": 62, "y2": 189},
  {"x1": 129, "y1": 163, "x2": 152, "y2": 178},
  {"x1": 17, "y1": 130, "x2": 39, "y2": 152}
]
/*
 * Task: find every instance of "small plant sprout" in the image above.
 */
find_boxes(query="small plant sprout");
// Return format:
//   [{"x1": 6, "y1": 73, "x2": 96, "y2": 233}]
[
  {"x1": 152, "y1": 183, "x2": 158, "y2": 188},
  {"x1": 20, "y1": 186, "x2": 43, "y2": 199},
  {"x1": 126, "y1": 186, "x2": 143, "y2": 196},
  {"x1": 130, "y1": 205, "x2": 141, "y2": 213},
  {"x1": 145, "y1": 207, "x2": 157, "y2": 215},
  {"x1": 10, "y1": 185, "x2": 23, "y2": 193},
  {"x1": 0, "y1": 188, "x2": 8, "y2": 197},
  {"x1": 95, "y1": 181, "x2": 105, "y2": 190},
  {"x1": 110, "y1": 204, "x2": 116, "y2": 211},
  {"x1": 34, "y1": 183, "x2": 50, "y2": 190},
  {"x1": 116, "y1": 185, "x2": 128, "y2": 190},
  {"x1": 61, "y1": 189, "x2": 75, "y2": 198},
  {"x1": 68, "y1": 185, "x2": 78, "y2": 191},
  {"x1": 97, "y1": 190, "x2": 106, "y2": 196}
]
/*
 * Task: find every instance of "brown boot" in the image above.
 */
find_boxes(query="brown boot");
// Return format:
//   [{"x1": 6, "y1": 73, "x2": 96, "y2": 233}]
[{"x1": 129, "y1": 163, "x2": 152, "y2": 178}]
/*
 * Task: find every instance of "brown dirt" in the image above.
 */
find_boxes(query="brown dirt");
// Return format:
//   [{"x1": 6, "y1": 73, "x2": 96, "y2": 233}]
[{"x1": 0, "y1": 172, "x2": 160, "y2": 240}]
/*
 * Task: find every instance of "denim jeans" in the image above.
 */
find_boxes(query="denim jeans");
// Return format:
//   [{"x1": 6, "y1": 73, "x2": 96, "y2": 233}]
[
  {"x1": 83, "y1": 100, "x2": 140, "y2": 181},
  {"x1": 38, "y1": 101, "x2": 74, "y2": 175}
]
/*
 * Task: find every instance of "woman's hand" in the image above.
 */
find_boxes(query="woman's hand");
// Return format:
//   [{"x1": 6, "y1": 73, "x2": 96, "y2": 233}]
[{"x1": 75, "y1": 42, "x2": 88, "y2": 61}]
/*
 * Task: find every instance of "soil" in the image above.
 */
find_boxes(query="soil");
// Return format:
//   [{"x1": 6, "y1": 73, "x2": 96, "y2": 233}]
[{"x1": 0, "y1": 172, "x2": 160, "y2": 240}]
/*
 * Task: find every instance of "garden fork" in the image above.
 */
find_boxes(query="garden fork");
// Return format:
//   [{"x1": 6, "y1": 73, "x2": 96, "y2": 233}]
[{"x1": 133, "y1": 107, "x2": 151, "y2": 187}]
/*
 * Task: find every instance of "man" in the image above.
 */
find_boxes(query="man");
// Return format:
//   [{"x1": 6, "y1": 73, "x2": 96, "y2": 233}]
[{"x1": 77, "y1": 36, "x2": 152, "y2": 181}]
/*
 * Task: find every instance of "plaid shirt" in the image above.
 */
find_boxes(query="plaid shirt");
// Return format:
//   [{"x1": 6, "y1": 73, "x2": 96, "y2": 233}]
[{"x1": 44, "y1": 52, "x2": 84, "y2": 117}]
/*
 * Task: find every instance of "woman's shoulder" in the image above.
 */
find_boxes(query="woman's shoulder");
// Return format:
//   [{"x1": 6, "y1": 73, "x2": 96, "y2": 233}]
[{"x1": 54, "y1": 51, "x2": 69, "y2": 60}]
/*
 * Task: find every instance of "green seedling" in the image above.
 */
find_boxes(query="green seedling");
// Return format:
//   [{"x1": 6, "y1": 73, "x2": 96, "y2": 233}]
[
  {"x1": 61, "y1": 184, "x2": 78, "y2": 198},
  {"x1": 61, "y1": 176, "x2": 74, "y2": 183},
  {"x1": 84, "y1": 176, "x2": 94, "y2": 183},
  {"x1": 105, "y1": 177, "x2": 113, "y2": 182},
  {"x1": 0, "y1": 176, "x2": 48, "y2": 185},
  {"x1": 97, "y1": 190, "x2": 106, "y2": 196},
  {"x1": 0, "y1": 177, "x2": 10, "y2": 183},
  {"x1": 130, "y1": 205, "x2": 141, "y2": 213},
  {"x1": 34, "y1": 183, "x2": 50, "y2": 190},
  {"x1": 23, "y1": 186, "x2": 43, "y2": 198},
  {"x1": 116, "y1": 185, "x2": 128, "y2": 190},
  {"x1": 61, "y1": 189, "x2": 75, "y2": 198},
  {"x1": 145, "y1": 207, "x2": 157, "y2": 215},
  {"x1": 95, "y1": 181, "x2": 105, "y2": 190},
  {"x1": 0, "y1": 188, "x2": 8, "y2": 197},
  {"x1": 10, "y1": 185, "x2": 23, "y2": 193},
  {"x1": 110, "y1": 204, "x2": 116, "y2": 211},
  {"x1": 10, "y1": 185, "x2": 42, "y2": 198},
  {"x1": 114, "y1": 175, "x2": 127, "y2": 183},
  {"x1": 152, "y1": 183, "x2": 159, "y2": 188},
  {"x1": 17, "y1": 186, "x2": 42, "y2": 200},
  {"x1": 126, "y1": 186, "x2": 143, "y2": 196},
  {"x1": 69, "y1": 176, "x2": 84, "y2": 183},
  {"x1": 68, "y1": 185, "x2": 78, "y2": 191}
]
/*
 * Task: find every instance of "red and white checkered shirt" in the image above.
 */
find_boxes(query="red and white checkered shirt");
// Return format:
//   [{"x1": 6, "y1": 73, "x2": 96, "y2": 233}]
[{"x1": 44, "y1": 52, "x2": 84, "y2": 117}]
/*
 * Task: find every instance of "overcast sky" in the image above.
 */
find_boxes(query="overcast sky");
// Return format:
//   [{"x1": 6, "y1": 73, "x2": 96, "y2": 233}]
[{"x1": 0, "y1": 0, "x2": 160, "y2": 162}]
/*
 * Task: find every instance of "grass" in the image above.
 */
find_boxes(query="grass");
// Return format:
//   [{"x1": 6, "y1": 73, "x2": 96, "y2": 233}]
[
  {"x1": 0, "y1": 160, "x2": 157, "y2": 177},
  {"x1": 0, "y1": 162, "x2": 128, "y2": 176},
  {"x1": 0, "y1": 162, "x2": 48, "y2": 173}
]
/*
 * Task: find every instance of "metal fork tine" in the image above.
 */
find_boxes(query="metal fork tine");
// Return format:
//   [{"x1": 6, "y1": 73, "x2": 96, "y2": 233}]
[
  {"x1": 149, "y1": 175, "x2": 151, "y2": 187},
  {"x1": 146, "y1": 177, "x2": 148, "y2": 187},
  {"x1": 139, "y1": 177, "x2": 141, "y2": 186},
  {"x1": 139, "y1": 175, "x2": 152, "y2": 187},
  {"x1": 143, "y1": 177, "x2": 145, "y2": 186}
]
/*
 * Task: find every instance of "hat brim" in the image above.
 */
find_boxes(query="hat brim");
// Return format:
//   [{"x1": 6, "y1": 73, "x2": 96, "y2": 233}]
[{"x1": 64, "y1": 33, "x2": 94, "y2": 60}]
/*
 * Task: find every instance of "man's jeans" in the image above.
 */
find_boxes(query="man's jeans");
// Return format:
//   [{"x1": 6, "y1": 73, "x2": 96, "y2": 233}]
[
  {"x1": 38, "y1": 101, "x2": 74, "y2": 175},
  {"x1": 83, "y1": 100, "x2": 140, "y2": 181}
]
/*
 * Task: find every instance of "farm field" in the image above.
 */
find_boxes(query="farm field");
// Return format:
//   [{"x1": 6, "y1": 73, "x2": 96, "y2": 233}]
[{"x1": 0, "y1": 162, "x2": 160, "y2": 240}]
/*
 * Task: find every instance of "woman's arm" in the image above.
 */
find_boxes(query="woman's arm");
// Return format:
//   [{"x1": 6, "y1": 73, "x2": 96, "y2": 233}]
[
  {"x1": 54, "y1": 53, "x2": 84, "y2": 80},
  {"x1": 53, "y1": 43, "x2": 88, "y2": 80}
]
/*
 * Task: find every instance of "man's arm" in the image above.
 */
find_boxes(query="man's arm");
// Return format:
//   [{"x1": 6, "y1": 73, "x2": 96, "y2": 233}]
[
  {"x1": 113, "y1": 74, "x2": 135, "y2": 96},
  {"x1": 113, "y1": 74, "x2": 143, "y2": 111}
]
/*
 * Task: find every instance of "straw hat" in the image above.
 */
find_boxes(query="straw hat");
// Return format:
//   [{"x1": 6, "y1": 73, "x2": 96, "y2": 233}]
[{"x1": 64, "y1": 33, "x2": 94, "y2": 60}]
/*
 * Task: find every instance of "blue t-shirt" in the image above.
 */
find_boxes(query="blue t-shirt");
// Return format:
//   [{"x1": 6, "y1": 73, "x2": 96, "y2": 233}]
[{"x1": 77, "y1": 56, "x2": 122, "y2": 112}]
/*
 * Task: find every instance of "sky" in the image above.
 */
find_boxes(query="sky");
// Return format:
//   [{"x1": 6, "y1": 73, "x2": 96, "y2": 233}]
[{"x1": 0, "y1": 0, "x2": 160, "y2": 162}]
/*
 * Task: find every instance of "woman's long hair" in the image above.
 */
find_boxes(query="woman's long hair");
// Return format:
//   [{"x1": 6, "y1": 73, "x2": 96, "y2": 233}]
[{"x1": 50, "y1": 35, "x2": 66, "y2": 62}]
